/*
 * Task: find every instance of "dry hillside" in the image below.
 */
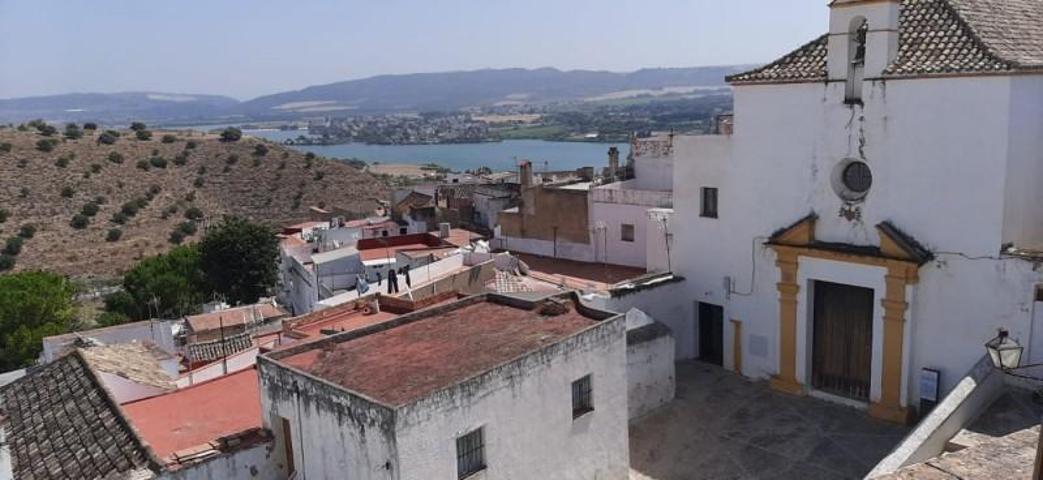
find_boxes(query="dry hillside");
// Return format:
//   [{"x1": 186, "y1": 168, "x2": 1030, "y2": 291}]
[{"x1": 0, "y1": 126, "x2": 388, "y2": 277}]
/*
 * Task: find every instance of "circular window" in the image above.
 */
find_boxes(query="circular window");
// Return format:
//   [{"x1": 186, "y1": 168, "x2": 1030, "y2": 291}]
[
  {"x1": 831, "y1": 159, "x2": 872, "y2": 202},
  {"x1": 842, "y1": 161, "x2": 872, "y2": 193}
]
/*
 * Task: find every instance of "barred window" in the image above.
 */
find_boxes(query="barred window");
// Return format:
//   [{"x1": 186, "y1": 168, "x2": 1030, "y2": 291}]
[
  {"x1": 456, "y1": 428, "x2": 485, "y2": 479},
  {"x1": 572, "y1": 375, "x2": 594, "y2": 418},
  {"x1": 701, "y1": 187, "x2": 718, "y2": 219}
]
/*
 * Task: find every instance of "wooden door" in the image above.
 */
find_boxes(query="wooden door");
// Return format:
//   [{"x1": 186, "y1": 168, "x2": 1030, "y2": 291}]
[
  {"x1": 812, "y1": 281, "x2": 873, "y2": 400},
  {"x1": 698, "y1": 302, "x2": 724, "y2": 366}
]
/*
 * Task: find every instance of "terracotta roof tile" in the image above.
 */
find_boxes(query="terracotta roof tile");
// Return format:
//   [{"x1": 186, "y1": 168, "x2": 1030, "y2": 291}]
[
  {"x1": 728, "y1": 0, "x2": 1043, "y2": 84},
  {"x1": 0, "y1": 353, "x2": 157, "y2": 479}
]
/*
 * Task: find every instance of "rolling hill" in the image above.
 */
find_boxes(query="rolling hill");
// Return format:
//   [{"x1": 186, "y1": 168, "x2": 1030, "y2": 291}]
[
  {"x1": 0, "y1": 126, "x2": 387, "y2": 277},
  {"x1": 238, "y1": 66, "x2": 746, "y2": 117},
  {"x1": 0, "y1": 92, "x2": 240, "y2": 124}
]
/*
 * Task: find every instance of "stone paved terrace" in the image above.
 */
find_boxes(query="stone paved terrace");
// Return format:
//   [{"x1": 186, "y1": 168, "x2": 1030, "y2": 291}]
[{"x1": 629, "y1": 361, "x2": 910, "y2": 480}]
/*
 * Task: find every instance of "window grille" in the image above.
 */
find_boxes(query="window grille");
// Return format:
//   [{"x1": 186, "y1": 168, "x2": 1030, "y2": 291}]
[
  {"x1": 456, "y1": 428, "x2": 485, "y2": 479},
  {"x1": 572, "y1": 375, "x2": 594, "y2": 418}
]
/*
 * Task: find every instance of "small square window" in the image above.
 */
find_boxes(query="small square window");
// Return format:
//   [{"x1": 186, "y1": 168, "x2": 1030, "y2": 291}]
[
  {"x1": 621, "y1": 224, "x2": 635, "y2": 242},
  {"x1": 456, "y1": 428, "x2": 485, "y2": 479},
  {"x1": 572, "y1": 375, "x2": 593, "y2": 418},
  {"x1": 399, "y1": 227, "x2": 408, "y2": 235},
  {"x1": 701, "y1": 187, "x2": 718, "y2": 219}
]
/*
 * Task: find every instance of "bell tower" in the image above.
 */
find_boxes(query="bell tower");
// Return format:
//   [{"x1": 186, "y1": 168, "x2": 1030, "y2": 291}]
[{"x1": 827, "y1": 0, "x2": 900, "y2": 102}]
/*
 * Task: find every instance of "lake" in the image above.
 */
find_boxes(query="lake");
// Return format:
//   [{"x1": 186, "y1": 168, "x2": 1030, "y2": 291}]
[{"x1": 173, "y1": 125, "x2": 629, "y2": 172}]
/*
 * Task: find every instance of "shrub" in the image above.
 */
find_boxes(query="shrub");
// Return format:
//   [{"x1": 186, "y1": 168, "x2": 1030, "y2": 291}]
[
  {"x1": 277, "y1": 160, "x2": 286, "y2": 170},
  {"x1": 0, "y1": 142, "x2": 11, "y2": 153},
  {"x1": 18, "y1": 187, "x2": 29, "y2": 198},
  {"x1": 0, "y1": 254, "x2": 13, "y2": 271},
  {"x1": 81, "y1": 202, "x2": 100, "y2": 217},
  {"x1": 110, "y1": 212, "x2": 128, "y2": 225},
  {"x1": 36, "y1": 139, "x2": 59, "y2": 152},
  {"x1": 90, "y1": 163, "x2": 102, "y2": 174},
  {"x1": 136, "y1": 159, "x2": 150, "y2": 171},
  {"x1": 96, "y1": 311, "x2": 129, "y2": 327},
  {"x1": 219, "y1": 127, "x2": 242, "y2": 142},
  {"x1": 149, "y1": 156, "x2": 168, "y2": 169},
  {"x1": 135, "y1": 130, "x2": 152, "y2": 141},
  {"x1": 313, "y1": 171, "x2": 325, "y2": 181},
  {"x1": 197, "y1": 165, "x2": 207, "y2": 175},
  {"x1": 168, "y1": 230, "x2": 185, "y2": 244},
  {"x1": 83, "y1": 122, "x2": 98, "y2": 130},
  {"x1": 184, "y1": 207, "x2": 204, "y2": 221},
  {"x1": 0, "y1": 208, "x2": 9, "y2": 223},
  {"x1": 185, "y1": 191, "x2": 196, "y2": 202},
  {"x1": 3, "y1": 237, "x2": 24, "y2": 256},
  {"x1": 107, "y1": 152, "x2": 124, "y2": 164},
  {"x1": 161, "y1": 134, "x2": 178, "y2": 143},
  {"x1": 120, "y1": 202, "x2": 139, "y2": 217},
  {"x1": 18, "y1": 224, "x2": 35, "y2": 239},
  {"x1": 16, "y1": 159, "x2": 27, "y2": 168},
  {"x1": 252, "y1": 157, "x2": 262, "y2": 167},
  {"x1": 178, "y1": 221, "x2": 198, "y2": 236},
  {"x1": 173, "y1": 151, "x2": 189, "y2": 166},
  {"x1": 106, "y1": 228, "x2": 122, "y2": 242},
  {"x1": 193, "y1": 176, "x2": 205, "y2": 188},
  {"x1": 185, "y1": 140, "x2": 198, "y2": 150},
  {"x1": 54, "y1": 156, "x2": 69, "y2": 168},
  {"x1": 148, "y1": 185, "x2": 161, "y2": 198},
  {"x1": 63, "y1": 123, "x2": 83, "y2": 140},
  {"x1": 253, "y1": 144, "x2": 269, "y2": 156},
  {"x1": 225, "y1": 154, "x2": 239, "y2": 165},
  {"x1": 97, "y1": 130, "x2": 119, "y2": 145},
  {"x1": 37, "y1": 124, "x2": 57, "y2": 136},
  {"x1": 70, "y1": 214, "x2": 90, "y2": 229},
  {"x1": 305, "y1": 152, "x2": 316, "y2": 161},
  {"x1": 94, "y1": 195, "x2": 107, "y2": 205},
  {"x1": 60, "y1": 186, "x2": 75, "y2": 198},
  {"x1": 130, "y1": 122, "x2": 147, "y2": 132}
]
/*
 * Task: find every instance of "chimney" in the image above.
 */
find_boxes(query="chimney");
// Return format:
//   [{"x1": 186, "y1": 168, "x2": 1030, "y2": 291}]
[
  {"x1": 607, "y1": 147, "x2": 619, "y2": 181},
  {"x1": 519, "y1": 160, "x2": 533, "y2": 188},
  {"x1": 439, "y1": 222, "x2": 451, "y2": 239}
]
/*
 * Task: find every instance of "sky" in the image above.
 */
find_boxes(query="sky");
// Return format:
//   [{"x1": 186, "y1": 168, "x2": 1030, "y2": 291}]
[{"x1": 0, "y1": 0, "x2": 827, "y2": 100}]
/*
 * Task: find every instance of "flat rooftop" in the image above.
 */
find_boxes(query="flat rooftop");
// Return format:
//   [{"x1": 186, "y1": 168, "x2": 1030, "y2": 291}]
[
  {"x1": 277, "y1": 295, "x2": 606, "y2": 406},
  {"x1": 121, "y1": 368, "x2": 261, "y2": 461}
]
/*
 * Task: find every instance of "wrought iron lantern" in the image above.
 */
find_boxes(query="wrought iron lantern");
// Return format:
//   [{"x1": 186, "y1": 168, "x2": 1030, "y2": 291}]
[{"x1": 985, "y1": 328, "x2": 1023, "y2": 370}]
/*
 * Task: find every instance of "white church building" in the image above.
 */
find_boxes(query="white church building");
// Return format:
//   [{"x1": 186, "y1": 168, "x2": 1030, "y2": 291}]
[{"x1": 671, "y1": 0, "x2": 1043, "y2": 423}]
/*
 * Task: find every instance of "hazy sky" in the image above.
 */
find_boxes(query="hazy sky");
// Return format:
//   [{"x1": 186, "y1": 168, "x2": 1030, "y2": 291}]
[{"x1": 0, "y1": 0, "x2": 827, "y2": 100}]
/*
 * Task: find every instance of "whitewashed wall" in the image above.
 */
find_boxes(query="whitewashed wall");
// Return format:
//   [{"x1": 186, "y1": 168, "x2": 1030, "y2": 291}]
[
  {"x1": 585, "y1": 280, "x2": 694, "y2": 359},
  {"x1": 41, "y1": 320, "x2": 176, "y2": 363},
  {"x1": 493, "y1": 235, "x2": 596, "y2": 263},
  {"x1": 626, "y1": 327, "x2": 676, "y2": 419},
  {"x1": 97, "y1": 371, "x2": 170, "y2": 404},
  {"x1": 163, "y1": 443, "x2": 282, "y2": 480},
  {"x1": 177, "y1": 347, "x2": 260, "y2": 388},
  {"x1": 670, "y1": 74, "x2": 1043, "y2": 407},
  {"x1": 393, "y1": 316, "x2": 629, "y2": 480}
]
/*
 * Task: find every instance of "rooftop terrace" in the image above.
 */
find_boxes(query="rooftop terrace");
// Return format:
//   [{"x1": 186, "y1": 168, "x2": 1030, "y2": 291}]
[{"x1": 274, "y1": 294, "x2": 611, "y2": 406}]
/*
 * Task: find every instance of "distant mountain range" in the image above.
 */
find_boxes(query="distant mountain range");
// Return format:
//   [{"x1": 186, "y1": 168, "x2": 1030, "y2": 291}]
[
  {"x1": 0, "y1": 92, "x2": 239, "y2": 124},
  {"x1": 0, "y1": 66, "x2": 750, "y2": 124}
]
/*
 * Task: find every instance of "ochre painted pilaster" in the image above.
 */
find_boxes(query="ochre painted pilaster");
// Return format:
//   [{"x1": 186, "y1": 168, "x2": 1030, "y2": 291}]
[
  {"x1": 770, "y1": 248, "x2": 805, "y2": 396},
  {"x1": 868, "y1": 264, "x2": 915, "y2": 424}
]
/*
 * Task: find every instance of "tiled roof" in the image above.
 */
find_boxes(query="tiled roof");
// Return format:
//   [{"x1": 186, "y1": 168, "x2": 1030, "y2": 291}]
[
  {"x1": 80, "y1": 341, "x2": 176, "y2": 391},
  {"x1": 185, "y1": 332, "x2": 254, "y2": 362},
  {"x1": 727, "y1": 34, "x2": 829, "y2": 84},
  {"x1": 0, "y1": 353, "x2": 158, "y2": 479},
  {"x1": 185, "y1": 303, "x2": 287, "y2": 334},
  {"x1": 728, "y1": 0, "x2": 1043, "y2": 84}
]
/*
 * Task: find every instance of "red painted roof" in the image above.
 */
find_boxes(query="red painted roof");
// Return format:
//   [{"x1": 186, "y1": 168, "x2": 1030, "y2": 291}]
[
  {"x1": 121, "y1": 368, "x2": 261, "y2": 461},
  {"x1": 359, "y1": 243, "x2": 433, "y2": 261},
  {"x1": 280, "y1": 298, "x2": 598, "y2": 406},
  {"x1": 185, "y1": 303, "x2": 287, "y2": 334}
]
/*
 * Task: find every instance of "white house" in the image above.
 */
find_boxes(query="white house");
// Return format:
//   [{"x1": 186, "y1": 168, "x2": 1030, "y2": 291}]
[
  {"x1": 670, "y1": 0, "x2": 1043, "y2": 423},
  {"x1": 259, "y1": 293, "x2": 630, "y2": 480}
]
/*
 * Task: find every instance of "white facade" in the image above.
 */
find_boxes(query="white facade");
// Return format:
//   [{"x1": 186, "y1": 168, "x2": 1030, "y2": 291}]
[
  {"x1": 670, "y1": 12, "x2": 1043, "y2": 416},
  {"x1": 41, "y1": 320, "x2": 177, "y2": 363},
  {"x1": 259, "y1": 296, "x2": 630, "y2": 480}
]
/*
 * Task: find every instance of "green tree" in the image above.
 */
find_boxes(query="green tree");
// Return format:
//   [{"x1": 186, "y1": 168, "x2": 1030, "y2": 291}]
[
  {"x1": 70, "y1": 214, "x2": 90, "y2": 229},
  {"x1": 3, "y1": 237, "x2": 24, "y2": 256},
  {"x1": 130, "y1": 122, "x2": 147, "y2": 132},
  {"x1": 135, "y1": 129, "x2": 153, "y2": 141},
  {"x1": 82, "y1": 122, "x2": 98, "y2": 131},
  {"x1": 161, "y1": 134, "x2": 178, "y2": 143},
  {"x1": 0, "y1": 271, "x2": 77, "y2": 369},
  {"x1": 36, "y1": 138, "x2": 58, "y2": 152},
  {"x1": 199, "y1": 217, "x2": 278, "y2": 305},
  {"x1": 120, "y1": 245, "x2": 209, "y2": 319},
  {"x1": 219, "y1": 127, "x2": 242, "y2": 142}
]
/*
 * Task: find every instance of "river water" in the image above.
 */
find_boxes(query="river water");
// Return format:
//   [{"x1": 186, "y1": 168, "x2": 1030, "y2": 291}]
[{"x1": 174, "y1": 125, "x2": 629, "y2": 172}]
